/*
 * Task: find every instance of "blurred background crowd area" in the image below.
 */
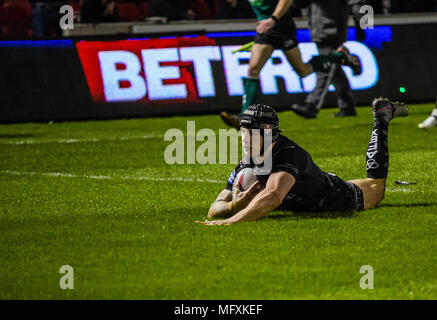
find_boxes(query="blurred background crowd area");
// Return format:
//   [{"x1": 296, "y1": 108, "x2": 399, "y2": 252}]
[{"x1": 1, "y1": 0, "x2": 437, "y2": 38}]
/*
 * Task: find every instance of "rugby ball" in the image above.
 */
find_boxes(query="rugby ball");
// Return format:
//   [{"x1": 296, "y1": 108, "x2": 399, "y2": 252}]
[{"x1": 232, "y1": 167, "x2": 258, "y2": 199}]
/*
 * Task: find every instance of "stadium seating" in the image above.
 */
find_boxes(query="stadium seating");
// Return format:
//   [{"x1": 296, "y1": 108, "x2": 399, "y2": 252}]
[
  {"x1": 116, "y1": 2, "x2": 143, "y2": 22},
  {"x1": 6, "y1": 0, "x2": 32, "y2": 16},
  {"x1": 0, "y1": 0, "x2": 32, "y2": 37},
  {"x1": 190, "y1": 0, "x2": 214, "y2": 20},
  {"x1": 70, "y1": 0, "x2": 82, "y2": 13},
  {"x1": 139, "y1": 1, "x2": 150, "y2": 19}
]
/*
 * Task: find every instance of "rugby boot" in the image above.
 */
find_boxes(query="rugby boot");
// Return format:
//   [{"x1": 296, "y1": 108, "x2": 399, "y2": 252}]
[
  {"x1": 291, "y1": 102, "x2": 318, "y2": 119},
  {"x1": 371, "y1": 97, "x2": 409, "y2": 123},
  {"x1": 337, "y1": 45, "x2": 361, "y2": 75},
  {"x1": 220, "y1": 111, "x2": 241, "y2": 129}
]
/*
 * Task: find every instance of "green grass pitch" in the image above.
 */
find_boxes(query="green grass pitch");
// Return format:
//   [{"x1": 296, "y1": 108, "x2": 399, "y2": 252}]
[{"x1": 1, "y1": 103, "x2": 436, "y2": 300}]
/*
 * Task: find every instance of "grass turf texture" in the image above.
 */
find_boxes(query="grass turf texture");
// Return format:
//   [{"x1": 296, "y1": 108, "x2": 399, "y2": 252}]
[{"x1": 0, "y1": 103, "x2": 436, "y2": 300}]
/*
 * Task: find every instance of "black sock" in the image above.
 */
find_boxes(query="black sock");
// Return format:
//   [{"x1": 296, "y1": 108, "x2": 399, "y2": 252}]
[{"x1": 366, "y1": 118, "x2": 389, "y2": 179}]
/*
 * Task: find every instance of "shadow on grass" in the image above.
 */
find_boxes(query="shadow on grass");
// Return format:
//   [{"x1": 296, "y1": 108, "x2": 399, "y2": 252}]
[
  {"x1": 267, "y1": 210, "x2": 355, "y2": 220},
  {"x1": 0, "y1": 133, "x2": 36, "y2": 139},
  {"x1": 379, "y1": 202, "x2": 437, "y2": 208}
]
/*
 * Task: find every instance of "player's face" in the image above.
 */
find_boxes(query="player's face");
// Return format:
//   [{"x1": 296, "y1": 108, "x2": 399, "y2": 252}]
[{"x1": 241, "y1": 128, "x2": 263, "y2": 159}]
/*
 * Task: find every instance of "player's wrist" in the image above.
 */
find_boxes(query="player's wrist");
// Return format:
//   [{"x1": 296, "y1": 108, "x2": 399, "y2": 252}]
[
  {"x1": 270, "y1": 15, "x2": 279, "y2": 24},
  {"x1": 228, "y1": 200, "x2": 236, "y2": 213},
  {"x1": 230, "y1": 197, "x2": 243, "y2": 213},
  {"x1": 227, "y1": 216, "x2": 239, "y2": 225}
]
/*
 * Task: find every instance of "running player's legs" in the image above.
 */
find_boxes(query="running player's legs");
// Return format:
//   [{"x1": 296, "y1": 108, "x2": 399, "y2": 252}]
[
  {"x1": 248, "y1": 43, "x2": 274, "y2": 78},
  {"x1": 284, "y1": 45, "x2": 361, "y2": 79},
  {"x1": 349, "y1": 98, "x2": 409, "y2": 210},
  {"x1": 220, "y1": 43, "x2": 274, "y2": 127},
  {"x1": 241, "y1": 44, "x2": 274, "y2": 113},
  {"x1": 283, "y1": 46, "x2": 313, "y2": 77}
]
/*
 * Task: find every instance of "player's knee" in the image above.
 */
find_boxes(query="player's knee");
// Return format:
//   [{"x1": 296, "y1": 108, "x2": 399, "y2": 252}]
[
  {"x1": 248, "y1": 65, "x2": 261, "y2": 77},
  {"x1": 374, "y1": 183, "x2": 386, "y2": 204},
  {"x1": 376, "y1": 190, "x2": 385, "y2": 205},
  {"x1": 295, "y1": 68, "x2": 308, "y2": 78},
  {"x1": 365, "y1": 190, "x2": 385, "y2": 209}
]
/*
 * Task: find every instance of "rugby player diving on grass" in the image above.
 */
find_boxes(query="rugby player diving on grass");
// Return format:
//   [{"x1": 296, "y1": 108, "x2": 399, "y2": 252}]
[{"x1": 196, "y1": 99, "x2": 409, "y2": 226}]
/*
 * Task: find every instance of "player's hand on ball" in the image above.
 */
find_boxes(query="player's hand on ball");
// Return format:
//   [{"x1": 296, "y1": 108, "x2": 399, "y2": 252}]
[
  {"x1": 195, "y1": 181, "x2": 262, "y2": 226},
  {"x1": 256, "y1": 18, "x2": 275, "y2": 34},
  {"x1": 232, "y1": 180, "x2": 262, "y2": 212}
]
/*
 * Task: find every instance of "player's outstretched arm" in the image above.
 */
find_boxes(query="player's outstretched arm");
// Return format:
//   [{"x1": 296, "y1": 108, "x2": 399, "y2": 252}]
[
  {"x1": 199, "y1": 172, "x2": 295, "y2": 225},
  {"x1": 207, "y1": 182, "x2": 263, "y2": 219}
]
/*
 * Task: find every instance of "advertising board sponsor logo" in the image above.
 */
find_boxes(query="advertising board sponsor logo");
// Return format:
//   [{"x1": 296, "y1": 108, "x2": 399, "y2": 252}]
[{"x1": 76, "y1": 36, "x2": 379, "y2": 104}]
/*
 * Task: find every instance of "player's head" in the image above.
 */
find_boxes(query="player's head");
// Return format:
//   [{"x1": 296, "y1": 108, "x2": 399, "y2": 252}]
[
  {"x1": 240, "y1": 104, "x2": 280, "y2": 141},
  {"x1": 240, "y1": 104, "x2": 280, "y2": 158}
]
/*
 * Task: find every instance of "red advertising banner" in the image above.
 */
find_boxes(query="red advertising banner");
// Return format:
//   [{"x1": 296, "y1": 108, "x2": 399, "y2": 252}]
[{"x1": 76, "y1": 36, "x2": 218, "y2": 104}]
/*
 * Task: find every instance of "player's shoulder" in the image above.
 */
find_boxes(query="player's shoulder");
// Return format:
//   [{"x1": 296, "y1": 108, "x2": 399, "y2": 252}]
[
  {"x1": 273, "y1": 134, "x2": 310, "y2": 162},
  {"x1": 273, "y1": 134, "x2": 299, "y2": 154}
]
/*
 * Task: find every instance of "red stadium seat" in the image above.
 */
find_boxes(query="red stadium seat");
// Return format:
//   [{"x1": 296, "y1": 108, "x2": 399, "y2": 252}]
[
  {"x1": 190, "y1": 0, "x2": 214, "y2": 20},
  {"x1": 0, "y1": 0, "x2": 32, "y2": 37},
  {"x1": 139, "y1": 1, "x2": 150, "y2": 18},
  {"x1": 69, "y1": 0, "x2": 82, "y2": 22},
  {"x1": 5, "y1": 0, "x2": 32, "y2": 16},
  {"x1": 70, "y1": 0, "x2": 82, "y2": 13},
  {"x1": 116, "y1": 2, "x2": 143, "y2": 22}
]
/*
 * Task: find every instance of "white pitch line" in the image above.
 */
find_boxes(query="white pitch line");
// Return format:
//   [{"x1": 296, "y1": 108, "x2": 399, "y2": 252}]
[
  {"x1": 386, "y1": 188, "x2": 413, "y2": 193},
  {"x1": 0, "y1": 170, "x2": 426, "y2": 191},
  {"x1": 0, "y1": 134, "x2": 163, "y2": 145},
  {"x1": 0, "y1": 170, "x2": 222, "y2": 184},
  {"x1": 0, "y1": 126, "x2": 341, "y2": 145}
]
